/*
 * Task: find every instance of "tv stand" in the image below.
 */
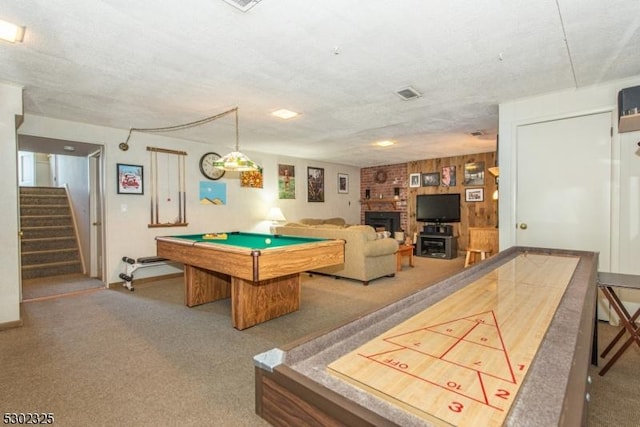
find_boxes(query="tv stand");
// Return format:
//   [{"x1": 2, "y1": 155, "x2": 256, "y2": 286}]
[
  {"x1": 423, "y1": 224, "x2": 453, "y2": 236},
  {"x1": 417, "y1": 234, "x2": 457, "y2": 259}
]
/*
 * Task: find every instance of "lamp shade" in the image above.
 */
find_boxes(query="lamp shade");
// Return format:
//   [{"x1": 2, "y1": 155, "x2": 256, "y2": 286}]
[
  {"x1": 212, "y1": 151, "x2": 258, "y2": 172},
  {"x1": 266, "y1": 207, "x2": 286, "y2": 223}
]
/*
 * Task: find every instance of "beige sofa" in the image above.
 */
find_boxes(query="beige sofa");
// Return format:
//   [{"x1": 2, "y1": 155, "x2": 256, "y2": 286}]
[{"x1": 275, "y1": 219, "x2": 399, "y2": 285}]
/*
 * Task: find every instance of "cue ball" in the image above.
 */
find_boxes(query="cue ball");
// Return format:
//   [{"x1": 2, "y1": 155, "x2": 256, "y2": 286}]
[{"x1": 265, "y1": 238, "x2": 272, "y2": 244}]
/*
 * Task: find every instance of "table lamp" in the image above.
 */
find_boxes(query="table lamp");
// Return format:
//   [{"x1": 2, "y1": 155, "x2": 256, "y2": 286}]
[{"x1": 266, "y1": 207, "x2": 286, "y2": 232}]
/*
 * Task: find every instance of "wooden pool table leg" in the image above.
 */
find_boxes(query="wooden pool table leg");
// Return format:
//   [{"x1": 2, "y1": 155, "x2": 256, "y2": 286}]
[
  {"x1": 231, "y1": 273, "x2": 301, "y2": 330},
  {"x1": 184, "y1": 265, "x2": 231, "y2": 307}
]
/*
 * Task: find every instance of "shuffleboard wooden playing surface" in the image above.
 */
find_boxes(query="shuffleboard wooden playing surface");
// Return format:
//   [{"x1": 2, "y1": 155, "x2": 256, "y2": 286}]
[{"x1": 327, "y1": 253, "x2": 579, "y2": 426}]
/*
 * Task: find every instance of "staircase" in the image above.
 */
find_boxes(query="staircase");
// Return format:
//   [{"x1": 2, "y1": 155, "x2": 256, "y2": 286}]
[{"x1": 19, "y1": 186, "x2": 84, "y2": 279}]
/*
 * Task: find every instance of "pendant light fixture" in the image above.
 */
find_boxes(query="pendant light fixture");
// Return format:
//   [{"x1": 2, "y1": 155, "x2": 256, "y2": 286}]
[{"x1": 212, "y1": 107, "x2": 259, "y2": 171}]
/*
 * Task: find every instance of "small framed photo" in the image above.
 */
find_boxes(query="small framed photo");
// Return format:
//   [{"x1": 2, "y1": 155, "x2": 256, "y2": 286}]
[
  {"x1": 117, "y1": 163, "x2": 143, "y2": 195},
  {"x1": 337, "y1": 173, "x2": 349, "y2": 194},
  {"x1": 465, "y1": 188, "x2": 484, "y2": 202},
  {"x1": 421, "y1": 172, "x2": 440, "y2": 187},
  {"x1": 409, "y1": 173, "x2": 421, "y2": 188}
]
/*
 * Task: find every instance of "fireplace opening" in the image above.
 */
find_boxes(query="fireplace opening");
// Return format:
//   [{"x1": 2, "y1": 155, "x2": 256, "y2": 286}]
[{"x1": 364, "y1": 211, "x2": 401, "y2": 233}]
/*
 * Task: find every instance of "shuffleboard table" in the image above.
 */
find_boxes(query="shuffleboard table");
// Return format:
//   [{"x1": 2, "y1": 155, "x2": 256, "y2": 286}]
[
  {"x1": 254, "y1": 246, "x2": 598, "y2": 426},
  {"x1": 156, "y1": 232, "x2": 344, "y2": 330}
]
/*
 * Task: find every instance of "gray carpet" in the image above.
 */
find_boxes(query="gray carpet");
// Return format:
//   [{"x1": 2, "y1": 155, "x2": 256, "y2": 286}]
[{"x1": 2, "y1": 256, "x2": 638, "y2": 426}]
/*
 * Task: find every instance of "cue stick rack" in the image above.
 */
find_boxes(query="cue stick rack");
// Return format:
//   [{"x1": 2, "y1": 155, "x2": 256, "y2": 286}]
[{"x1": 147, "y1": 146, "x2": 188, "y2": 228}]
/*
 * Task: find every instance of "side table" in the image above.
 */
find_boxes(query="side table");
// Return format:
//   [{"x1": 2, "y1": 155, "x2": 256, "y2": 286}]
[{"x1": 396, "y1": 244, "x2": 415, "y2": 271}]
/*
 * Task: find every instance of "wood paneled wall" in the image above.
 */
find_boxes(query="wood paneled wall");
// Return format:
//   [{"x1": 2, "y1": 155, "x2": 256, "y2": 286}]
[
  {"x1": 360, "y1": 151, "x2": 497, "y2": 252},
  {"x1": 407, "y1": 152, "x2": 497, "y2": 251}
]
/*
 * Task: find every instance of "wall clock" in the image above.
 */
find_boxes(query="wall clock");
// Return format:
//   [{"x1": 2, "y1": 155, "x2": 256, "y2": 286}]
[
  {"x1": 199, "y1": 152, "x2": 226, "y2": 180},
  {"x1": 374, "y1": 169, "x2": 387, "y2": 184}
]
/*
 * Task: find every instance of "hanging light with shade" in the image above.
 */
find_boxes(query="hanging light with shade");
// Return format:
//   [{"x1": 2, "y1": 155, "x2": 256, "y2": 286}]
[{"x1": 212, "y1": 108, "x2": 259, "y2": 171}]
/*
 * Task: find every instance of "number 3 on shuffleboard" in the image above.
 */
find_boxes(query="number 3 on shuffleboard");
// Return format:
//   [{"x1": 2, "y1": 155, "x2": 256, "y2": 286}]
[{"x1": 448, "y1": 401, "x2": 464, "y2": 413}]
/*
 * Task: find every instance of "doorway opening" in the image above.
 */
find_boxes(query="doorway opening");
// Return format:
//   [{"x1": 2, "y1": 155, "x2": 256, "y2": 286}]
[{"x1": 18, "y1": 135, "x2": 105, "y2": 300}]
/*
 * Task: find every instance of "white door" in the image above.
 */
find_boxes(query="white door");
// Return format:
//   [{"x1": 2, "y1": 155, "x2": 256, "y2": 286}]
[{"x1": 516, "y1": 112, "x2": 612, "y2": 270}]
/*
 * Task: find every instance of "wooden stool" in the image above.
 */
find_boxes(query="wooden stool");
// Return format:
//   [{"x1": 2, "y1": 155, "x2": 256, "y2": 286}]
[
  {"x1": 465, "y1": 227, "x2": 498, "y2": 268},
  {"x1": 464, "y1": 249, "x2": 491, "y2": 268}
]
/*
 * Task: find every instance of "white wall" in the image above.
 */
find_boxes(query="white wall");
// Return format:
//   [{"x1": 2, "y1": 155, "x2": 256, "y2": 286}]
[
  {"x1": 17, "y1": 114, "x2": 361, "y2": 285},
  {"x1": 499, "y1": 74, "x2": 640, "y2": 275},
  {"x1": 0, "y1": 82, "x2": 23, "y2": 326}
]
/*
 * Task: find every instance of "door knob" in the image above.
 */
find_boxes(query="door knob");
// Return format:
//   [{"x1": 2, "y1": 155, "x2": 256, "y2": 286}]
[
  {"x1": 519, "y1": 223, "x2": 528, "y2": 230},
  {"x1": 92, "y1": 222, "x2": 102, "y2": 226}
]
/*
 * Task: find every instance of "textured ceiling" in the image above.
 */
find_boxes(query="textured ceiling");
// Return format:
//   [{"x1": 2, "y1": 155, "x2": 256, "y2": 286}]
[{"x1": 2, "y1": 0, "x2": 640, "y2": 167}]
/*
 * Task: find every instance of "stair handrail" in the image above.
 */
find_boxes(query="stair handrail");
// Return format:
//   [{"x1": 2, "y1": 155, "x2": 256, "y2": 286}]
[{"x1": 62, "y1": 184, "x2": 87, "y2": 274}]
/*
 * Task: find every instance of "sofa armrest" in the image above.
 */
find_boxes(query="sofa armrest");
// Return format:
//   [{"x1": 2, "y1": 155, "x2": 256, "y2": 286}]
[{"x1": 363, "y1": 238, "x2": 399, "y2": 257}]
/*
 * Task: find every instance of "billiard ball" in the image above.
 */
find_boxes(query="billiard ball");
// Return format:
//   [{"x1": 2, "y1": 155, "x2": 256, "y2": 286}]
[{"x1": 265, "y1": 238, "x2": 272, "y2": 244}]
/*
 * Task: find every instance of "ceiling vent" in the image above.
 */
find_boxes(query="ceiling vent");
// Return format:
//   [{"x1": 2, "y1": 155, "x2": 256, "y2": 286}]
[
  {"x1": 222, "y1": 0, "x2": 262, "y2": 12},
  {"x1": 395, "y1": 86, "x2": 422, "y2": 101}
]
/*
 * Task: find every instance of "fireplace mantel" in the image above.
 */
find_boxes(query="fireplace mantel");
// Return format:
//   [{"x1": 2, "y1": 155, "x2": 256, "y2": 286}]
[{"x1": 360, "y1": 198, "x2": 404, "y2": 210}]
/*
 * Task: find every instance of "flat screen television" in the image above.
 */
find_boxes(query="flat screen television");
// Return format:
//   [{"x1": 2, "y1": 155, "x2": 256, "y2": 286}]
[{"x1": 416, "y1": 193, "x2": 461, "y2": 223}]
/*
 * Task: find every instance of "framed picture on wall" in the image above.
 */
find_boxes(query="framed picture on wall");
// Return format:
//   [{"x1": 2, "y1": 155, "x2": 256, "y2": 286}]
[
  {"x1": 465, "y1": 188, "x2": 484, "y2": 202},
  {"x1": 338, "y1": 173, "x2": 349, "y2": 194},
  {"x1": 409, "y1": 173, "x2": 421, "y2": 187},
  {"x1": 421, "y1": 172, "x2": 440, "y2": 186},
  {"x1": 464, "y1": 161, "x2": 485, "y2": 185},
  {"x1": 441, "y1": 166, "x2": 456, "y2": 187},
  {"x1": 117, "y1": 163, "x2": 143, "y2": 195},
  {"x1": 278, "y1": 164, "x2": 295, "y2": 199},
  {"x1": 307, "y1": 166, "x2": 325, "y2": 202}
]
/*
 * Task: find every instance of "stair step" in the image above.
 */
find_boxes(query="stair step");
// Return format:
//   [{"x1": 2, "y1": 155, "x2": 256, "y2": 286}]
[
  {"x1": 21, "y1": 226, "x2": 74, "y2": 239},
  {"x1": 20, "y1": 215, "x2": 73, "y2": 227},
  {"x1": 19, "y1": 186, "x2": 67, "y2": 195},
  {"x1": 21, "y1": 261, "x2": 83, "y2": 279},
  {"x1": 20, "y1": 205, "x2": 70, "y2": 216},
  {"x1": 22, "y1": 259, "x2": 81, "y2": 269},
  {"x1": 22, "y1": 248, "x2": 80, "y2": 265},
  {"x1": 21, "y1": 237, "x2": 77, "y2": 251},
  {"x1": 22, "y1": 248, "x2": 78, "y2": 255}
]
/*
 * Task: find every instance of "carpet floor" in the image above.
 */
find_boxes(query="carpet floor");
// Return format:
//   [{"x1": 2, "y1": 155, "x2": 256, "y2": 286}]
[{"x1": 2, "y1": 256, "x2": 638, "y2": 426}]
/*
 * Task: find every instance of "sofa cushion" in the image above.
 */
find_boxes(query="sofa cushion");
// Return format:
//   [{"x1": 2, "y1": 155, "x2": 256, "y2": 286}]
[
  {"x1": 299, "y1": 218, "x2": 324, "y2": 225},
  {"x1": 323, "y1": 217, "x2": 347, "y2": 226},
  {"x1": 282, "y1": 222, "x2": 308, "y2": 228},
  {"x1": 314, "y1": 223, "x2": 343, "y2": 229},
  {"x1": 299, "y1": 217, "x2": 347, "y2": 226}
]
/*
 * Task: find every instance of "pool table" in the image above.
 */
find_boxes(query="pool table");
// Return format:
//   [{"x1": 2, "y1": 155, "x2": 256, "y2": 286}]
[{"x1": 156, "y1": 232, "x2": 344, "y2": 330}]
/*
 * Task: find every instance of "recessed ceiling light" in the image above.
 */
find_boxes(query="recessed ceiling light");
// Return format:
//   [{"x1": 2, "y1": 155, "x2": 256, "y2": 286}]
[
  {"x1": 0, "y1": 19, "x2": 25, "y2": 43},
  {"x1": 375, "y1": 140, "x2": 395, "y2": 147},
  {"x1": 63, "y1": 145, "x2": 75, "y2": 152},
  {"x1": 272, "y1": 109, "x2": 299, "y2": 120}
]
